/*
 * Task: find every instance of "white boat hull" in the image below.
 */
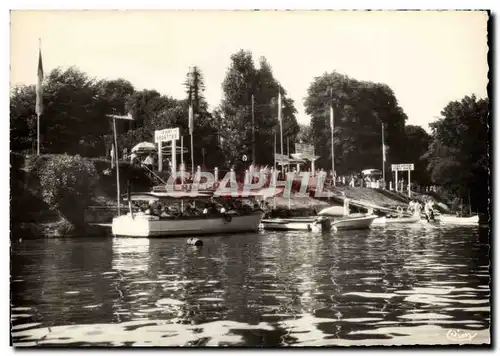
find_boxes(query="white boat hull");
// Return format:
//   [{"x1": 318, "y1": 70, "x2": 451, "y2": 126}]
[
  {"x1": 437, "y1": 215, "x2": 479, "y2": 225},
  {"x1": 112, "y1": 211, "x2": 265, "y2": 237},
  {"x1": 330, "y1": 214, "x2": 377, "y2": 230},
  {"x1": 260, "y1": 218, "x2": 322, "y2": 232},
  {"x1": 372, "y1": 213, "x2": 421, "y2": 225}
]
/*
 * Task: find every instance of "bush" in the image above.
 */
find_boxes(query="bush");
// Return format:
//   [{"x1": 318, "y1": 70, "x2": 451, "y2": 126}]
[{"x1": 37, "y1": 154, "x2": 98, "y2": 223}]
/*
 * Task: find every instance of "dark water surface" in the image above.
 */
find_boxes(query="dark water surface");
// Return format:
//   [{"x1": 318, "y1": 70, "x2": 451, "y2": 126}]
[{"x1": 11, "y1": 223, "x2": 490, "y2": 346}]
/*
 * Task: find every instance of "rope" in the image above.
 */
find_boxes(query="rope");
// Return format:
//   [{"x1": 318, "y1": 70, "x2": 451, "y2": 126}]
[{"x1": 140, "y1": 163, "x2": 169, "y2": 186}]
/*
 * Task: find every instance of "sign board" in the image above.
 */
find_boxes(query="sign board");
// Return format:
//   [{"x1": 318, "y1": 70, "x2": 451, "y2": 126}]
[
  {"x1": 391, "y1": 163, "x2": 414, "y2": 171},
  {"x1": 155, "y1": 128, "x2": 180, "y2": 143},
  {"x1": 242, "y1": 155, "x2": 248, "y2": 162},
  {"x1": 274, "y1": 153, "x2": 290, "y2": 163},
  {"x1": 295, "y1": 143, "x2": 314, "y2": 157}
]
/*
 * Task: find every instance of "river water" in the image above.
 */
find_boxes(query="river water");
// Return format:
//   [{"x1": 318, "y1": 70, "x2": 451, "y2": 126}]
[{"x1": 11, "y1": 223, "x2": 490, "y2": 347}]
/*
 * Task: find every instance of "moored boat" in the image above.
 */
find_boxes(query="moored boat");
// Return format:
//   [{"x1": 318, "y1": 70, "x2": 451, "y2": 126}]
[
  {"x1": 317, "y1": 199, "x2": 377, "y2": 230},
  {"x1": 372, "y1": 210, "x2": 422, "y2": 225},
  {"x1": 329, "y1": 213, "x2": 378, "y2": 230},
  {"x1": 111, "y1": 191, "x2": 266, "y2": 237},
  {"x1": 437, "y1": 214, "x2": 479, "y2": 225},
  {"x1": 260, "y1": 217, "x2": 324, "y2": 232}
]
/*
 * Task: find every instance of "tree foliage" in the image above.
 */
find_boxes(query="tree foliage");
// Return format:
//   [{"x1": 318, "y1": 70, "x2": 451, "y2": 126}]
[
  {"x1": 424, "y1": 95, "x2": 489, "y2": 212},
  {"x1": 218, "y1": 50, "x2": 299, "y2": 168},
  {"x1": 304, "y1": 71, "x2": 407, "y2": 173},
  {"x1": 400, "y1": 125, "x2": 432, "y2": 186},
  {"x1": 36, "y1": 154, "x2": 98, "y2": 223},
  {"x1": 10, "y1": 67, "x2": 136, "y2": 156}
]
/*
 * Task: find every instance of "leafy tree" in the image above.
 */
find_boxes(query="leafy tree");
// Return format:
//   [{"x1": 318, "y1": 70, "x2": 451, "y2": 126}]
[
  {"x1": 424, "y1": 95, "x2": 489, "y2": 213},
  {"x1": 125, "y1": 89, "x2": 162, "y2": 129},
  {"x1": 182, "y1": 67, "x2": 221, "y2": 169},
  {"x1": 218, "y1": 50, "x2": 299, "y2": 168},
  {"x1": 297, "y1": 124, "x2": 313, "y2": 146},
  {"x1": 10, "y1": 84, "x2": 37, "y2": 152},
  {"x1": 400, "y1": 125, "x2": 432, "y2": 186},
  {"x1": 304, "y1": 71, "x2": 407, "y2": 174},
  {"x1": 10, "y1": 67, "x2": 137, "y2": 157},
  {"x1": 36, "y1": 154, "x2": 98, "y2": 224},
  {"x1": 185, "y1": 66, "x2": 207, "y2": 113}
]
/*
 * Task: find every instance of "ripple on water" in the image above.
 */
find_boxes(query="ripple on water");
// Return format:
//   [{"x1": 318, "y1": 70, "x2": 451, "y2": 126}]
[{"x1": 10, "y1": 226, "x2": 490, "y2": 346}]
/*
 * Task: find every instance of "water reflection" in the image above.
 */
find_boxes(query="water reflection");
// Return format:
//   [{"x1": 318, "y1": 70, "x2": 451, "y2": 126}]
[{"x1": 11, "y1": 225, "x2": 490, "y2": 346}]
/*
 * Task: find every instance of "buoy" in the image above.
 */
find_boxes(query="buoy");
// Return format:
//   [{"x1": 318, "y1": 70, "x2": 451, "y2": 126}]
[{"x1": 187, "y1": 238, "x2": 203, "y2": 247}]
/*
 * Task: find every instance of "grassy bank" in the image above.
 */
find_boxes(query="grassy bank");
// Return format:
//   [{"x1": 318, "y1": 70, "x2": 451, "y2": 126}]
[{"x1": 10, "y1": 153, "x2": 152, "y2": 239}]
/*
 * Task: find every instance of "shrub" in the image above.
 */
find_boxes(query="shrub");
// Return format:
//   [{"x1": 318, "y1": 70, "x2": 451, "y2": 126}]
[{"x1": 37, "y1": 154, "x2": 98, "y2": 223}]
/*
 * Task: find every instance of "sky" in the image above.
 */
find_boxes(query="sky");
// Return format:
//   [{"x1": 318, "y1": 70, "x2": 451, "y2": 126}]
[{"x1": 10, "y1": 10, "x2": 489, "y2": 131}]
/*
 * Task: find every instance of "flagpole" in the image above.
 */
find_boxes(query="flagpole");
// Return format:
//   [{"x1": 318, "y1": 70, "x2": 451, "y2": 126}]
[
  {"x1": 287, "y1": 136, "x2": 290, "y2": 172},
  {"x1": 381, "y1": 122, "x2": 385, "y2": 185},
  {"x1": 251, "y1": 94, "x2": 255, "y2": 165},
  {"x1": 37, "y1": 113, "x2": 40, "y2": 155},
  {"x1": 190, "y1": 133, "x2": 194, "y2": 176},
  {"x1": 330, "y1": 105, "x2": 334, "y2": 174},
  {"x1": 274, "y1": 131, "x2": 277, "y2": 171},
  {"x1": 36, "y1": 38, "x2": 43, "y2": 155},
  {"x1": 113, "y1": 118, "x2": 121, "y2": 216},
  {"x1": 278, "y1": 89, "x2": 283, "y2": 174}
]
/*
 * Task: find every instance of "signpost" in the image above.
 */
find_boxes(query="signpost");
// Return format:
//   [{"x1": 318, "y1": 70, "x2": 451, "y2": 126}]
[
  {"x1": 274, "y1": 153, "x2": 289, "y2": 165},
  {"x1": 391, "y1": 163, "x2": 414, "y2": 196},
  {"x1": 295, "y1": 143, "x2": 314, "y2": 158},
  {"x1": 155, "y1": 127, "x2": 180, "y2": 178}
]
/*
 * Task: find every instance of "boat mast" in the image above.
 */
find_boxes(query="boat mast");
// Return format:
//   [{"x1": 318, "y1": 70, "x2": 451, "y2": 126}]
[
  {"x1": 106, "y1": 113, "x2": 134, "y2": 216},
  {"x1": 468, "y1": 189, "x2": 472, "y2": 216},
  {"x1": 113, "y1": 118, "x2": 121, "y2": 216}
]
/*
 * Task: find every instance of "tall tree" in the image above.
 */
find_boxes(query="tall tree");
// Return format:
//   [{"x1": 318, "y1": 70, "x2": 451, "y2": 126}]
[
  {"x1": 218, "y1": 51, "x2": 299, "y2": 168},
  {"x1": 401, "y1": 125, "x2": 432, "y2": 186},
  {"x1": 424, "y1": 95, "x2": 489, "y2": 213},
  {"x1": 304, "y1": 71, "x2": 407, "y2": 174},
  {"x1": 183, "y1": 67, "x2": 221, "y2": 169},
  {"x1": 10, "y1": 67, "x2": 114, "y2": 156},
  {"x1": 184, "y1": 66, "x2": 207, "y2": 113}
]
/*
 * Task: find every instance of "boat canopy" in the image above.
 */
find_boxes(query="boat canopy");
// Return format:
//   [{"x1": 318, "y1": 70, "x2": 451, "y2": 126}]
[
  {"x1": 123, "y1": 191, "x2": 213, "y2": 201},
  {"x1": 361, "y1": 169, "x2": 382, "y2": 176},
  {"x1": 214, "y1": 187, "x2": 285, "y2": 199},
  {"x1": 122, "y1": 187, "x2": 283, "y2": 201}
]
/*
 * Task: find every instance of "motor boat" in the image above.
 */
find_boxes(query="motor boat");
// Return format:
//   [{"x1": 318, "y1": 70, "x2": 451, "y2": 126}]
[
  {"x1": 316, "y1": 199, "x2": 377, "y2": 230},
  {"x1": 372, "y1": 208, "x2": 422, "y2": 225},
  {"x1": 111, "y1": 191, "x2": 266, "y2": 237},
  {"x1": 436, "y1": 214, "x2": 479, "y2": 225},
  {"x1": 260, "y1": 217, "x2": 326, "y2": 232}
]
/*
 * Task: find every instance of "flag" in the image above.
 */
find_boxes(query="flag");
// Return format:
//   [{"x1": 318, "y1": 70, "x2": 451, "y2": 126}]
[
  {"x1": 188, "y1": 103, "x2": 193, "y2": 134},
  {"x1": 383, "y1": 144, "x2": 387, "y2": 162},
  {"x1": 35, "y1": 46, "x2": 44, "y2": 115},
  {"x1": 278, "y1": 91, "x2": 282, "y2": 124}
]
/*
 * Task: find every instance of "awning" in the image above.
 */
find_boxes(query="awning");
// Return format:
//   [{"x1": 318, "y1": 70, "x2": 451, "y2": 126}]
[{"x1": 131, "y1": 142, "x2": 157, "y2": 153}]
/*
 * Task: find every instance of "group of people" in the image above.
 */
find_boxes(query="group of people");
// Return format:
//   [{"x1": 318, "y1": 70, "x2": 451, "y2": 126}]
[
  {"x1": 134, "y1": 197, "x2": 265, "y2": 219},
  {"x1": 406, "y1": 199, "x2": 437, "y2": 220}
]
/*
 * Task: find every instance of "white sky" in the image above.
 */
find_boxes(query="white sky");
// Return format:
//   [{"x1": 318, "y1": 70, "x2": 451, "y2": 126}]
[{"x1": 10, "y1": 10, "x2": 489, "y2": 130}]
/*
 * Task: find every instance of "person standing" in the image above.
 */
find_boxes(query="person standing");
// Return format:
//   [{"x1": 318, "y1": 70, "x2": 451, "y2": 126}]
[
  {"x1": 143, "y1": 153, "x2": 154, "y2": 172},
  {"x1": 110, "y1": 144, "x2": 115, "y2": 169}
]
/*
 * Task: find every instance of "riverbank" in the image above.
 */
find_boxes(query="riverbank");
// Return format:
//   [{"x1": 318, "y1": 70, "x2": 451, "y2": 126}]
[{"x1": 11, "y1": 153, "x2": 453, "y2": 238}]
